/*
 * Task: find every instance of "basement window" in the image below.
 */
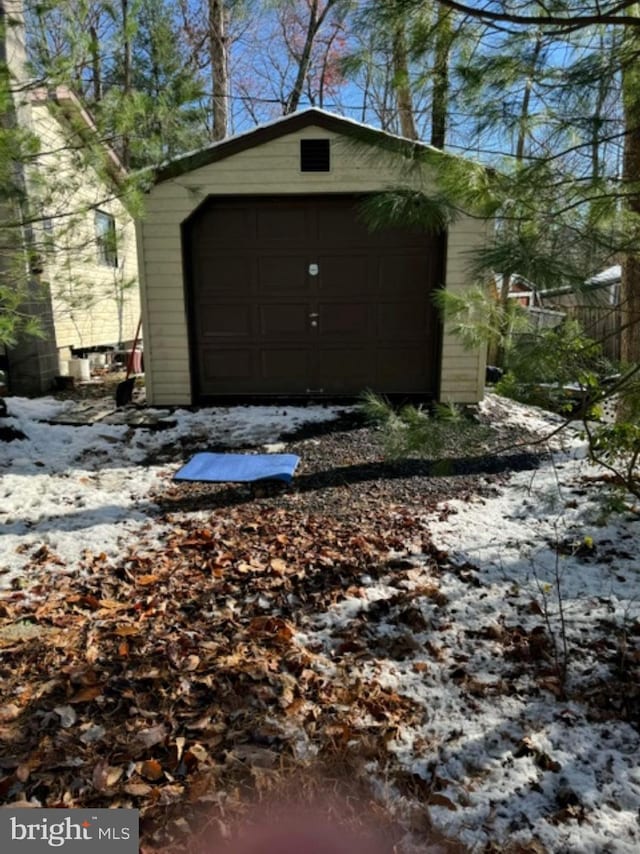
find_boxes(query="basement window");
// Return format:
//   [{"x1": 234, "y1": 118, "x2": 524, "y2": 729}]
[
  {"x1": 95, "y1": 210, "x2": 118, "y2": 268},
  {"x1": 300, "y1": 138, "x2": 331, "y2": 172}
]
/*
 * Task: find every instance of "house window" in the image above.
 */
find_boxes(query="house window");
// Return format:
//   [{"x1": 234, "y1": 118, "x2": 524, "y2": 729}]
[
  {"x1": 300, "y1": 139, "x2": 330, "y2": 172},
  {"x1": 42, "y1": 218, "x2": 55, "y2": 252},
  {"x1": 95, "y1": 210, "x2": 118, "y2": 267}
]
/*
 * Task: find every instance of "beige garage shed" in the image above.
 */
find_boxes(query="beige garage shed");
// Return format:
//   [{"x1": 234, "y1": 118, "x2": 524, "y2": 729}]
[{"x1": 137, "y1": 109, "x2": 489, "y2": 406}]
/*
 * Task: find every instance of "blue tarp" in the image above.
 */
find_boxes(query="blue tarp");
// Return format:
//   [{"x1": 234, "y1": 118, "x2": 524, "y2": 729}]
[{"x1": 173, "y1": 452, "x2": 300, "y2": 483}]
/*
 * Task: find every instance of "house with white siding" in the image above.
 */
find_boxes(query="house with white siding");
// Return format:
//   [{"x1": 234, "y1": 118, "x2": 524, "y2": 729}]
[
  {"x1": 29, "y1": 86, "x2": 139, "y2": 357},
  {"x1": 1, "y1": 0, "x2": 139, "y2": 395}
]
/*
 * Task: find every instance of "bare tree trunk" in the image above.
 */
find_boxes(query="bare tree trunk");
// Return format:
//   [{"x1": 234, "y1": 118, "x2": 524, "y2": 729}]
[
  {"x1": 209, "y1": 0, "x2": 228, "y2": 140},
  {"x1": 89, "y1": 24, "x2": 102, "y2": 103},
  {"x1": 391, "y1": 15, "x2": 417, "y2": 139},
  {"x1": 284, "y1": 0, "x2": 338, "y2": 115},
  {"x1": 620, "y1": 18, "x2": 640, "y2": 365},
  {"x1": 430, "y1": 4, "x2": 452, "y2": 149},
  {"x1": 591, "y1": 70, "x2": 608, "y2": 180},
  {"x1": 316, "y1": 25, "x2": 340, "y2": 108},
  {"x1": 620, "y1": 130, "x2": 640, "y2": 365},
  {"x1": 120, "y1": 0, "x2": 132, "y2": 167},
  {"x1": 360, "y1": 39, "x2": 372, "y2": 124},
  {"x1": 515, "y1": 32, "x2": 542, "y2": 163},
  {"x1": 285, "y1": 0, "x2": 319, "y2": 114},
  {"x1": 586, "y1": 32, "x2": 614, "y2": 267},
  {"x1": 496, "y1": 273, "x2": 513, "y2": 368}
]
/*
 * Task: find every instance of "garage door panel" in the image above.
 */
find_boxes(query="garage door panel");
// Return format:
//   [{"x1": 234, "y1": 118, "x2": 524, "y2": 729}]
[
  {"x1": 317, "y1": 255, "x2": 368, "y2": 295},
  {"x1": 319, "y1": 302, "x2": 370, "y2": 336},
  {"x1": 260, "y1": 348, "x2": 313, "y2": 388},
  {"x1": 378, "y1": 255, "x2": 432, "y2": 294},
  {"x1": 377, "y1": 303, "x2": 429, "y2": 338},
  {"x1": 202, "y1": 348, "x2": 253, "y2": 383},
  {"x1": 194, "y1": 256, "x2": 252, "y2": 294},
  {"x1": 198, "y1": 303, "x2": 251, "y2": 338},
  {"x1": 257, "y1": 206, "x2": 309, "y2": 243},
  {"x1": 194, "y1": 207, "x2": 252, "y2": 246},
  {"x1": 258, "y1": 256, "x2": 309, "y2": 293},
  {"x1": 317, "y1": 348, "x2": 370, "y2": 389},
  {"x1": 376, "y1": 347, "x2": 430, "y2": 390},
  {"x1": 317, "y1": 203, "x2": 427, "y2": 249},
  {"x1": 259, "y1": 304, "x2": 310, "y2": 336},
  {"x1": 316, "y1": 206, "x2": 372, "y2": 244},
  {"x1": 376, "y1": 226, "x2": 428, "y2": 249}
]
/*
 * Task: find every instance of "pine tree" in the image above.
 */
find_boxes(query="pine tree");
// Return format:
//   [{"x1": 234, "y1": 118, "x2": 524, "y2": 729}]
[
  {"x1": 0, "y1": 1, "x2": 55, "y2": 355},
  {"x1": 343, "y1": 0, "x2": 469, "y2": 147},
  {"x1": 28, "y1": 0, "x2": 208, "y2": 169},
  {"x1": 404, "y1": 0, "x2": 640, "y2": 365}
]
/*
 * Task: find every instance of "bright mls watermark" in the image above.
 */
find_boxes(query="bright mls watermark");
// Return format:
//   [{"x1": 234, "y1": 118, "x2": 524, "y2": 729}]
[{"x1": 0, "y1": 809, "x2": 139, "y2": 852}]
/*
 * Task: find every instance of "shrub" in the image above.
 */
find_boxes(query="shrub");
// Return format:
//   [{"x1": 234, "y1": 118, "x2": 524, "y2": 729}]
[
  {"x1": 495, "y1": 319, "x2": 615, "y2": 415},
  {"x1": 358, "y1": 390, "x2": 488, "y2": 460}
]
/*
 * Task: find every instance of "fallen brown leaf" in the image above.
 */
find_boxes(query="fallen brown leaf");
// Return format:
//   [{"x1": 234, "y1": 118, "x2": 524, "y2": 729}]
[
  {"x1": 137, "y1": 574, "x2": 160, "y2": 586},
  {"x1": 136, "y1": 723, "x2": 168, "y2": 750},
  {"x1": 115, "y1": 624, "x2": 141, "y2": 637},
  {"x1": 68, "y1": 685, "x2": 103, "y2": 703},
  {"x1": 269, "y1": 558, "x2": 288, "y2": 574},
  {"x1": 124, "y1": 782, "x2": 153, "y2": 797},
  {"x1": 0, "y1": 703, "x2": 21, "y2": 723},
  {"x1": 141, "y1": 759, "x2": 164, "y2": 781}
]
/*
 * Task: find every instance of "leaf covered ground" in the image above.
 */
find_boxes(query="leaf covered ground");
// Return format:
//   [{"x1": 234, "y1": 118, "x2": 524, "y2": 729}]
[{"x1": 1, "y1": 392, "x2": 639, "y2": 853}]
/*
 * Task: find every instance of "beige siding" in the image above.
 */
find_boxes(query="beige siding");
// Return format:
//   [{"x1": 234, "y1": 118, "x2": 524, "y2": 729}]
[
  {"x1": 140, "y1": 124, "x2": 489, "y2": 405},
  {"x1": 29, "y1": 102, "x2": 139, "y2": 352},
  {"x1": 440, "y1": 214, "x2": 492, "y2": 403}
]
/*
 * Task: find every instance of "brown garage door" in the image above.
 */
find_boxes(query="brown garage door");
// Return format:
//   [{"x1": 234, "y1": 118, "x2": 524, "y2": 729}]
[{"x1": 185, "y1": 195, "x2": 443, "y2": 399}]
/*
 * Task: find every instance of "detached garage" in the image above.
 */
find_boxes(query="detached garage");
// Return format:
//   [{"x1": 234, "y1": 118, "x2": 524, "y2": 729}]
[{"x1": 137, "y1": 109, "x2": 490, "y2": 406}]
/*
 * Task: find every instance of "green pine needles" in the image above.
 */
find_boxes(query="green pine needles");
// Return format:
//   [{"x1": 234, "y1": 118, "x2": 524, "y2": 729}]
[
  {"x1": 358, "y1": 188, "x2": 458, "y2": 233},
  {"x1": 358, "y1": 389, "x2": 489, "y2": 461}
]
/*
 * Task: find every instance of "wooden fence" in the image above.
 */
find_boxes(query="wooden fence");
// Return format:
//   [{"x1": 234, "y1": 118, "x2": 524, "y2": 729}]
[
  {"x1": 562, "y1": 304, "x2": 622, "y2": 362},
  {"x1": 487, "y1": 303, "x2": 622, "y2": 367}
]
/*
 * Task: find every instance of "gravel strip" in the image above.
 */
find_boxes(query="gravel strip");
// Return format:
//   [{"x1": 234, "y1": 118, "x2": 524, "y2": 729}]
[{"x1": 152, "y1": 409, "x2": 549, "y2": 521}]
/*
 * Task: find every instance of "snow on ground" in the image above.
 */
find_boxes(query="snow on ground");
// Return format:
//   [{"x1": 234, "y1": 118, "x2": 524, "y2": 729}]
[
  {"x1": 412, "y1": 401, "x2": 640, "y2": 851},
  {"x1": 1, "y1": 391, "x2": 640, "y2": 852},
  {"x1": 0, "y1": 396, "x2": 345, "y2": 586},
  {"x1": 298, "y1": 395, "x2": 640, "y2": 853}
]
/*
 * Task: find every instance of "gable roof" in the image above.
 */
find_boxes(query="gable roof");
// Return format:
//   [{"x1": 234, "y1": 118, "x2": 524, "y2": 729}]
[
  {"x1": 29, "y1": 85, "x2": 126, "y2": 182},
  {"x1": 153, "y1": 108, "x2": 441, "y2": 184}
]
